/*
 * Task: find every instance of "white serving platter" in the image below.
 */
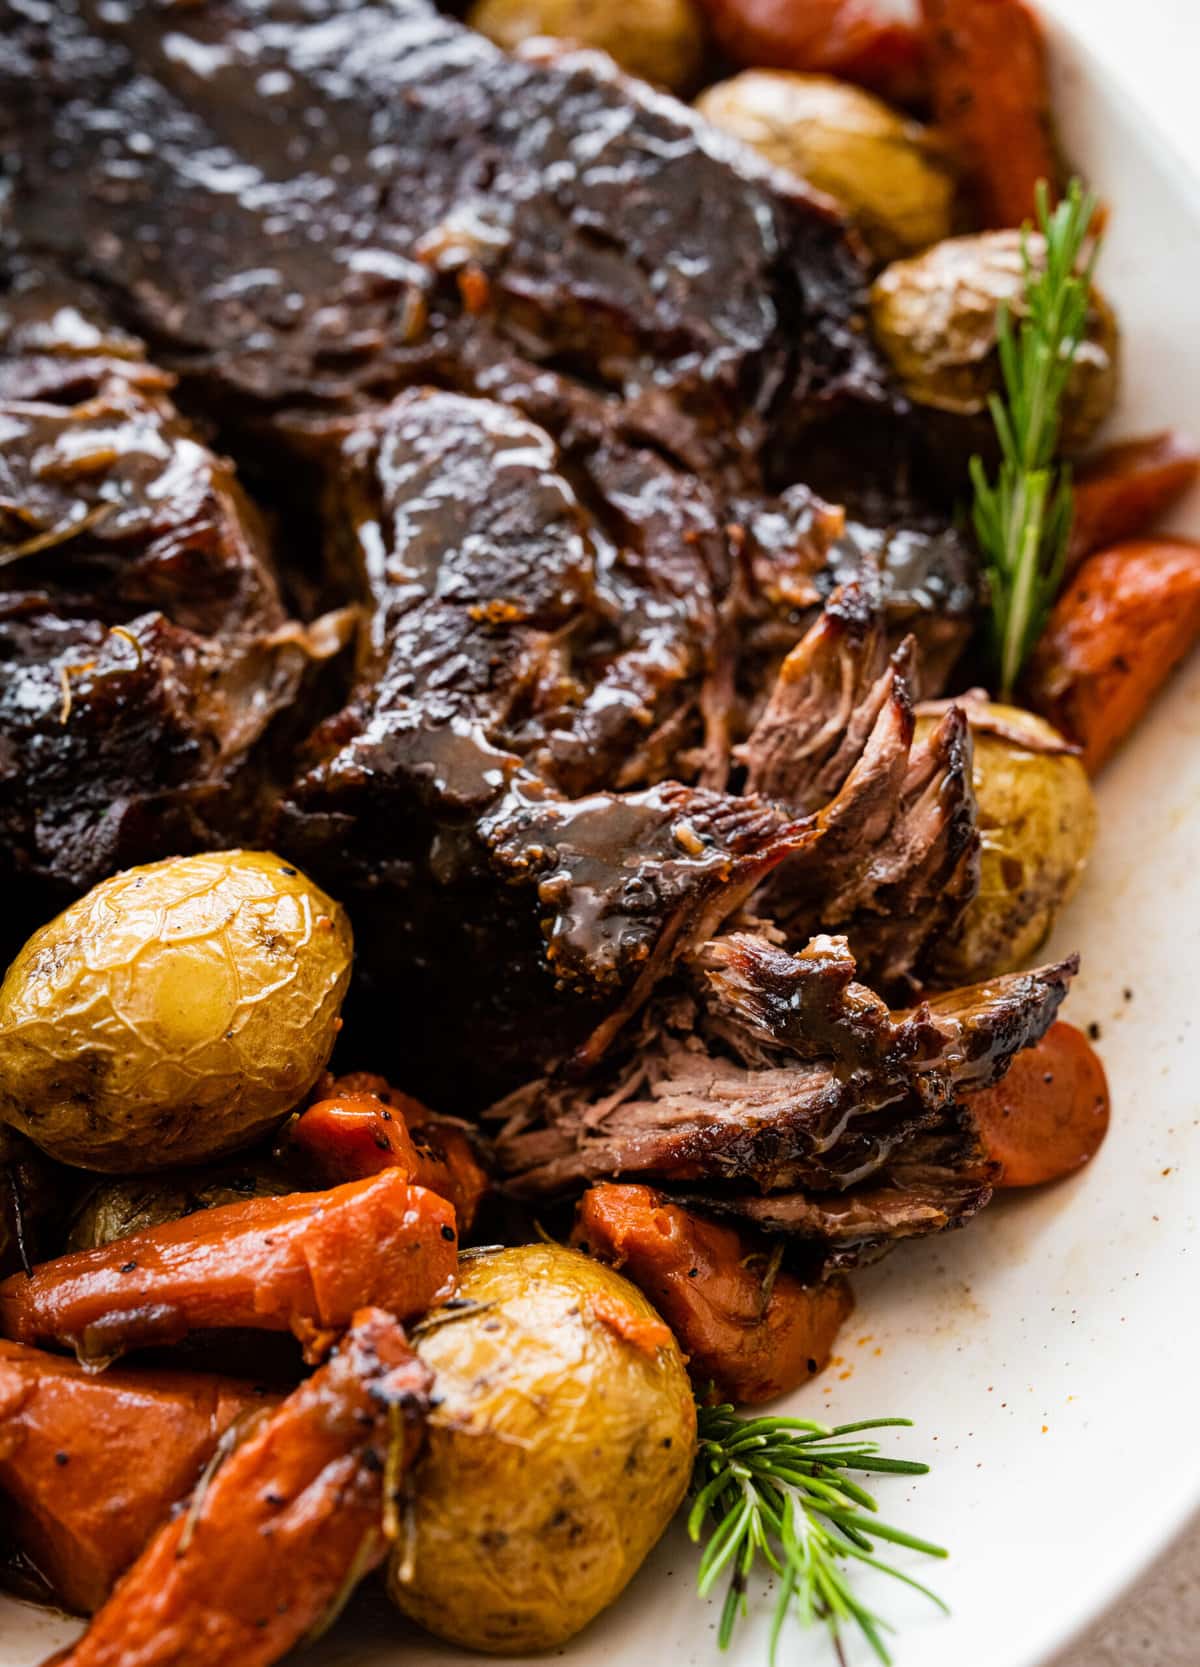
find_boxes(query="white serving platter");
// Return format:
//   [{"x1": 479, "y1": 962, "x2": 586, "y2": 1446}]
[{"x1": 3, "y1": 6, "x2": 1199, "y2": 1666}]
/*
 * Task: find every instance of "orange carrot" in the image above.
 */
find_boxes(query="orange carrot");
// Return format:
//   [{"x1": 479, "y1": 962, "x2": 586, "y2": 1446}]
[
  {"x1": 289, "y1": 1094, "x2": 424, "y2": 1183},
  {"x1": 1069, "y1": 433, "x2": 1200, "y2": 568},
  {"x1": 920, "y1": 0, "x2": 1060, "y2": 227},
  {"x1": 696, "y1": 0, "x2": 928, "y2": 105},
  {"x1": 290, "y1": 1090, "x2": 489, "y2": 1231},
  {"x1": 0, "y1": 1170, "x2": 457, "y2": 1365},
  {"x1": 0, "y1": 1341, "x2": 279, "y2": 1614},
  {"x1": 1025, "y1": 538, "x2": 1200, "y2": 773},
  {"x1": 963, "y1": 1020, "x2": 1109, "y2": 1187},
  {"x1": 573, "y1": 1184, "x2": 851, "y2": 1405},
  {"x1": 55, "y1": 1307, "x2": 431, "y2": 1667},
  {"x1": 588, "y1": 1291, "x2": 676, "y2": 1358}
]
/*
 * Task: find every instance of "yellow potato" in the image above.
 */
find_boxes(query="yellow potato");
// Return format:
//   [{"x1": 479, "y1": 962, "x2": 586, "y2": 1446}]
[
  {"x1": 872, "y1": 231, "x2": 1119, "y2": 453},
  {"x1": 697, "y1": 71, "x2": 955, "y2": 260},
  {"x1": 919, "y1": 702, "x2": 1097, "y2": 983},
  {"x1": 389, "y1": 1243, "x2": 696, "y2": 1654},
  {"x1": 0, "y1": 851, "x2": 352, "y2": 1171},
  {"x1": 468, "y1": 0, "x2": 707, "y2": 91}
]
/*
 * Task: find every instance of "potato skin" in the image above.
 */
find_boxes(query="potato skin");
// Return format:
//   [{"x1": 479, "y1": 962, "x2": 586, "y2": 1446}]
[
  {"x1": 389, "y1": 1243, "x2": 696, "y2": 1654},
  {"x1": 468, "y1": 0, "x2": 707, "y2": 92},
  {"x1": 0, "y1": 852, "x2": 352, "y2": 1172},
  {"x1": 918, "y1": 703, "x2": 1096, "y2": 983},
  {"x1": 696, "y1": 71, "x2": 955, "y2": 259},
  {"x1": 871, "y1": 231, "x2": 1118, "y2": 453},
  {"x1": 66, "y1": 1162, "x2": 293, "y2": 1252}
]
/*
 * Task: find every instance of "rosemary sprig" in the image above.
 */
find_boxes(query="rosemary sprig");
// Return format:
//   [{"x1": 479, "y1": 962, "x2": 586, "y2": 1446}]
[
  {"x1": 971, "y1": 177, "x2": 1102, "y2": 699},
  {"x1": 689, "y1": 1405, "x2": 947, "y2": 1665}
]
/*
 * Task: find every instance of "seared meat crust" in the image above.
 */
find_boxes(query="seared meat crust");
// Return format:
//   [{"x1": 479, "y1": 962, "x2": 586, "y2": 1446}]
[
  {"x1": 1, "y1": 0, "x2": 888, "y2": 481},
  {"x1": 0, "y1": 264, "x2": 344, "y2": 912}
]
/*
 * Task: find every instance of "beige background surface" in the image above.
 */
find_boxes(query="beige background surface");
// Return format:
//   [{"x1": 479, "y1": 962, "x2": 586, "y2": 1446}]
[{"x1": 1051, "y1": 1526, "x2": 1200, "y2": 1666}]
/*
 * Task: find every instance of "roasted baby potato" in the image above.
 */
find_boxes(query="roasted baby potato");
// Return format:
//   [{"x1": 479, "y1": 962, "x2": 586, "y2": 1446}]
[
  {"x1": 0, "y1": 852, "x2": 352, "y2": 1172},
  {"x1": 389, "y1": 1243, "x2": 696, "y2": 1654},
  {"x1": 917, "y1": 701, "x2": 1096, "y2": 983},
  {"x1": 467, "y1": 0, "x2": 707, "y2": 92},
  {"x1": 696, "y1": 71, "x2": 955, "y2": 259},
  {"x1": 65, "y1": 1161, "x2": 294, "y2": 1252},
  {"x1": 872, "y1": 231, "x2": 1118, "y2": 453}
]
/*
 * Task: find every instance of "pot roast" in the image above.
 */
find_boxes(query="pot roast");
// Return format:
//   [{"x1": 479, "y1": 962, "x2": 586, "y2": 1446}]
[{"x1": 0, "y1": 0, "x2": 1072, "y2": 1270}]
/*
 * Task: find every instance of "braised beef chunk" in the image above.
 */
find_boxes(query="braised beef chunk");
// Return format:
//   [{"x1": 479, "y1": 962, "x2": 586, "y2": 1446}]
[
  {"x1": 0, "y1": 266, "x2": 345, "y2": 908},
  {"x1": 741, "y1": 584, "x2": 980, "y2": 992},
  {"x1": 828, "y1": 517, "x2": 980, "y2": 693},
  {"x1": 683, "y1": 1110, "x2": 997, "y2": 1272},
  {"x1": 273, "y1": 389, "x2": 986, "y2": 1101},
  {"x1": 697, "y1": 933, "x2": 1077, "y2": 1099},
  {"x1": 279, "y1": 380, "x2": 980, "y2": 1108},
  {"x1": 278, "y1": 389, "x2": 818, "y2": 1094},
  {"x1": 485, "y1": 786, "x2": 808, "y2": 998},
  {"x1": 730, "y1": 492, "x2": 979, "y2": 718},
  {"x1": 492, "y1": 935, "x2": 1074, "y2": 1261},
  {"x1": 0, "y1": 0, "x2": 891, "y2": 481},
  {"x1": 0, "y1": 0, "x2": 980, "y2": 662},
  {"x1": 0, "y1": 257, "x2": 161, "y2": 408},
  {"x1": 319, "y1": 390, "x2": 722, "y2": 799}
]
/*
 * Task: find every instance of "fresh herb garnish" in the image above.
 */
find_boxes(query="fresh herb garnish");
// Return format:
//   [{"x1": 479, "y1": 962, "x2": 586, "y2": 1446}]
[
  {"x1": 971, "y1": 177, "x2": 1102, "y2": 699},
  {"x1": 689, "y1": 1404, "x2": 947, "y2": 1665}
]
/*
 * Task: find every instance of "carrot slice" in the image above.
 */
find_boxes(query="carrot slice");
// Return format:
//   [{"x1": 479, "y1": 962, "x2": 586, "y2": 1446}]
[
  {"x1": 0, "y1": 1170, "x2": 457, "y2": 1365},
  {"x1": 0, "y1": 1342, "x2": 279, "y2": 1614},
  {"x1": 1069, "y1": 432, "x2": 1200, "y2": 568},
  {"x1": 54, "y1": 1307, "x2": 431, "y2": 1667},
  {"x1": 920, "y1": 0, "x2": 1060, "y2": 227},
  {"x1": 1025, "y1": 538, "x2": 1200, "y2": 773},
  {"x1": 573, "y1": 1184, "x2": 851, "y2": 1405},
  {"x1": 696, "y1": 0, "x2": 928, "y2": 104},
  {"x1": 963, "y1": 1020, "x2": 1109, "y2": 1187},
  {"x1": 290, "y1": 1091, "x2": 489, "y2": 1231}
]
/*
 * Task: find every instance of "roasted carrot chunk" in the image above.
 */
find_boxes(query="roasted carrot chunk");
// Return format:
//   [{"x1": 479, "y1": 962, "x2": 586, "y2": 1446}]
[
  {"x1": 697, "y1": 0, "x2": 928, "y2": 104},
  {"x1": 55, "y1": 1307, "x2": 431, "y2": 1667},
  {"x1": 1069, "y1": 433, "x2": 1200, "y2": 568},
  {"x1": 573, "y1": 1184, "x2": 852, "y2": 1406},
  {"x1": 289, "y1": 1094, "x2": 424, "y2": 1183},
  {"x1": 0, "y1": 1170, "x2": 457, "y2": 1366},
  {"x1": 920, "y1": 0, "x2": 1059, "y2": 227},
  {"x1": 1025, "y1": 538, "x2": 1200, "y2": 773},
  {"x1": 963, "y1": 1021, "x2": 1109, "y2": 1187},
  {"x1": 290, "y1": 1089, "x2": 489, "y2": 1231},
  {"x1": 0, "y1": 1342, "x2": 278, "y2": 1615}
]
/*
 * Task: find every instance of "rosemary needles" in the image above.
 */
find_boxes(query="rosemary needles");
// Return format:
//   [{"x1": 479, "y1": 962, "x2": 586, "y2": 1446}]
[
  {"x1": 972, "y1": 177, "x2": 1102, "y2": 699},
  {"x1": 688, "y1": 1405, "x2": 947, "y2": 1665}
]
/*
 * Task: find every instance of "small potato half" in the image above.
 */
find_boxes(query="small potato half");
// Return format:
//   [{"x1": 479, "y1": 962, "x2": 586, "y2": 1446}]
[
  {"x1": 918, "y1": 701, "x2": 1096, "y2": 984},
  {"x1": 389, "y1": 1243, "x2": 696, "y2": 1654},
  {"x1": 697, "y1": 71, "x2": 955, "y2": 259},
  {"x1": 0, "y1": 851, "x2": 352, "y2": 1172},
  {"x1": 468, "y1": 0, "x2": 707, "y2": 92},
  {"x1": 872, "y1": 231, "x2": 1119, "y2": 453}
]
